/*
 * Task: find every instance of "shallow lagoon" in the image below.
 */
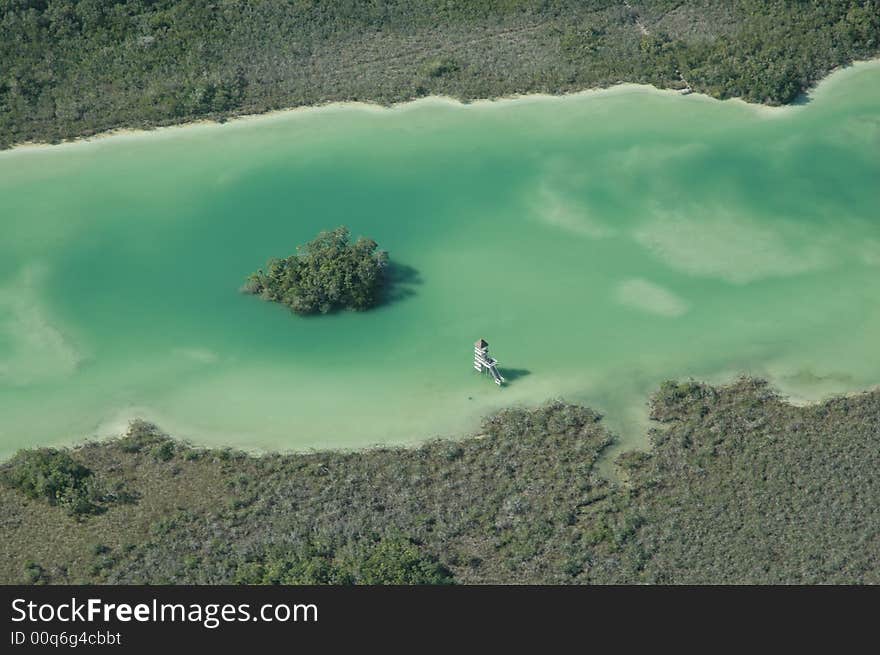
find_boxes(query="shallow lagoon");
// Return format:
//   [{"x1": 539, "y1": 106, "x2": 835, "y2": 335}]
[{"x1": 1, "y1": 62, "x2": 879, "y2": 457}]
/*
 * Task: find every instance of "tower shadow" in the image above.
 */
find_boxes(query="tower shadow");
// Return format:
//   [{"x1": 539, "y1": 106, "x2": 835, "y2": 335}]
[{"x1": 501, "y1": 368, "x2": 531, "y2": 384}]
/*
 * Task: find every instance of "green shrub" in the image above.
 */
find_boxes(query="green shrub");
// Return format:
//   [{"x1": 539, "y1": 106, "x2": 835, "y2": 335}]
[
  {"x1": 420, "y1": 57, "x2": 459, "y2": 78},
  {"x1": 354, "y1": 538, "x2": 454, "y2": 585},
  {"x1": 23, "y1": 561, "x2": 47, "y2": 585},
  {"x1": 234, "y1": 538, "x2": 453, "y2": 585},
  {"x1": 151, "y1": 441, "x2": 176, "y2": 462},
  {"x1": 0, "y1": 449, "x2": 100, "y2": 516},
  {"x1": 118, "y1": 420, "x2": 168, "y2": 453}
]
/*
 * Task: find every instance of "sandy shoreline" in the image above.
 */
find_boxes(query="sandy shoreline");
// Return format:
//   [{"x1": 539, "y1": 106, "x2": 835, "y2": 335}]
[{"x1": 4, "y1": 58, "x2": 879, "y2": 157}]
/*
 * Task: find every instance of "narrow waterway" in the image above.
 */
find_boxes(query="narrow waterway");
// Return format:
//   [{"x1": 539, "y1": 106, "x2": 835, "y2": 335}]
[{"x1": 1, "y1": 62, "x2": 878, "y2": 457}]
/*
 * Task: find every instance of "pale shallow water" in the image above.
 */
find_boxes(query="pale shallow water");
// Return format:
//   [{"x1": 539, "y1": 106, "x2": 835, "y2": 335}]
[{"x1": 1, "y1": 62, "x2": 879, "y2": 458}]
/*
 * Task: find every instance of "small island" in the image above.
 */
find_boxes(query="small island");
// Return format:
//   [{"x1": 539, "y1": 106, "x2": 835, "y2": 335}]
[{"x1": 243, "y1": 226, "x2": 389, "y2": 315}]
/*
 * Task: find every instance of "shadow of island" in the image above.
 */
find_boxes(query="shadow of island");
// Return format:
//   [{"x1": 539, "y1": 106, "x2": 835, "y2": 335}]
[{"x1": 382, "y1": 261, "x2": 422, "y2": 306}]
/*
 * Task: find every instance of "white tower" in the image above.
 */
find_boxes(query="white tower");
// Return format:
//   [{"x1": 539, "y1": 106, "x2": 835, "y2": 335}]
[{"x1": 473, "y1": 338, "x2": 505, "y2": 386}]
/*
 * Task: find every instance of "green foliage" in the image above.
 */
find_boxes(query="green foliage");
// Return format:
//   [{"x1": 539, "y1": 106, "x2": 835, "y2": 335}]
[
  {"x1": 23, "y1": 561, "x2": 48, "y2": 585},
  {"x1": 233, "y1": 537, "x2": 453, "y2": 585},
  {"x1": 117, "y1": 419, "x2": 178, "y2": 462},
  {"x1": 234, "y1": 542, "x2": 350, "y2": 585},
  {"x1": 484, "y1": 400, "x2": 604, "y2": 440},
  {"x1": 651, "y1": 379, "x2": 717, "y2": 421},
  {"x1": 3, "y1": 382, "x2": 880, "y2": 584},
  {"x1": 560, "y1": 26, "x2": 607, "y2": 59},
  {"x1": 118, "y1": 419, "x2": 171, "y2": 453},
  {"x1": 0, "y1": 448, "x2": 101, "y2": 516},
  {"x1": 616, "y1": 378, "x2": 880, "y2": 583},
  {"x1": 151, "y1": 441, "x2": 175, "y2": 462},
  {"x1": 420, "y1": 57, "x2": 460, "y2": 79},
  {"x1": 244, "y1": 226, "x2": 388, "y2": 315},
  {"x1": 355, "y1": 538, "x2": 454, "y2": 584},
  {"x1": 0, "y1": 401, "x2": 614, "y2": 583},
  {"x1": 614, "y1": 450, "x2": 651, "y2": 474},
  {"x1": 1, "y1": 1, "x2": 878, "y2": 148}
]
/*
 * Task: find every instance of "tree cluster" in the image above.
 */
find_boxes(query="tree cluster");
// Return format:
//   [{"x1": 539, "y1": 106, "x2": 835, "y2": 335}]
[
  {"x1": 243, "y1": 226, "x2": 388, "y2": 315},
  {"x1": 0, "y1": 448, "x2": 101, "y2": 516}
]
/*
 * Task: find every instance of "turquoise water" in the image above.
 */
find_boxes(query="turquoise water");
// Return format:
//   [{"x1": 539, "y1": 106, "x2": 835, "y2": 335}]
[{"x1": 1, "y1": 62, "x2": 879, "y2": 458}]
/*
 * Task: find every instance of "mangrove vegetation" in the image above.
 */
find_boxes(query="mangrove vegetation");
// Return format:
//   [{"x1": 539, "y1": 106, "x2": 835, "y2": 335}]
[
  {"x1": 2, "y1": 379, "x2": 878, "y2": 584},
  {"x1": 243, "y1": 226, "x2": 388, "y2": 315},
  {"x1": 2, "y1": 1, "x2": 879, "y2": 148}
]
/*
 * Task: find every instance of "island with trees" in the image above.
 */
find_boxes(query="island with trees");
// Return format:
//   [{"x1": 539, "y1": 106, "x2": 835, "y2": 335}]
[{"x1": 243, "y1": 226, "x2": 388, "y2": 315}]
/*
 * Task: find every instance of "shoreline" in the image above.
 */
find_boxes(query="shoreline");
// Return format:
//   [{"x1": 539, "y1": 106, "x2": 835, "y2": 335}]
[
  {"x1": 4, "y1": 376, "x2": 878, "y2": 467},
  {"x1": 4, "y1": 58, "x2": 879, "y2": 157}
]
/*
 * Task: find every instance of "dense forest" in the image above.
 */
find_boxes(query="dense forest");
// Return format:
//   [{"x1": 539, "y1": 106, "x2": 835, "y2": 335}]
[
  {"x1": 3, "y1": 378, "x2": 878, "y2": 584},
  {"x1": 243, "y1": 226, "x2": 388, "y2": 315},
  {"x1": 2, "y1": 0, "x2": 879, "y2": 148}
]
